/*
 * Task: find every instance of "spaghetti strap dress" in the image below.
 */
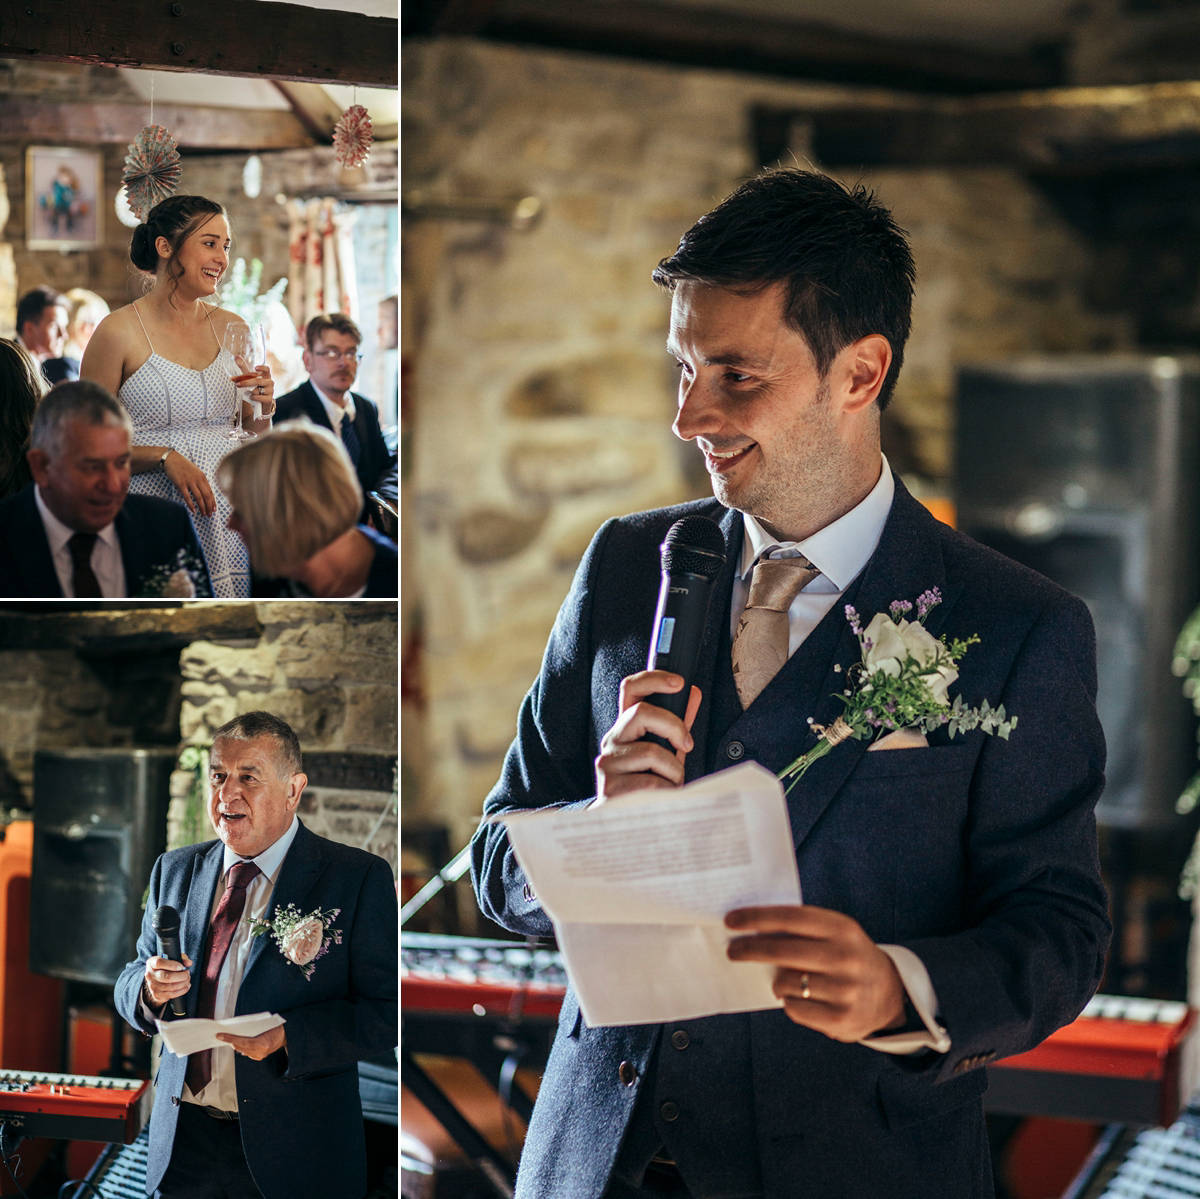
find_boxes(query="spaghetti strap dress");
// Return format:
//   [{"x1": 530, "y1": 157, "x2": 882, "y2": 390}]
[{"x1": 119, "y1": 303, "x2": 251, "y2": 598}]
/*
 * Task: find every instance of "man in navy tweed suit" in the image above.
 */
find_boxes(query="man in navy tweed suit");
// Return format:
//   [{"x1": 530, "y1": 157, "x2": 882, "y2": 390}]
[
  {"x1": 115, "y1": 712, "x2": 397, "y2": 1199},
  {"x1": 471, "y1": 170, "x2": 1111, "y2": 1198}
]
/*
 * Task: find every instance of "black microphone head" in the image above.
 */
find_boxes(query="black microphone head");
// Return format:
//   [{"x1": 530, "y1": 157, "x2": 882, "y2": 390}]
[
  {"x1": 661, "y1": 516, "x2": 726, "y2": 579},
  {"x1": 152, "y1": 905, "x2": 181, "y2": 936}
]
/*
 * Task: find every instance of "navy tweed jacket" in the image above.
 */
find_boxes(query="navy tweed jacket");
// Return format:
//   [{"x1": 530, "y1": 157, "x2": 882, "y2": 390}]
[{"x1": 470, "y1": 478, "x2": 1111, "y2": 1199}]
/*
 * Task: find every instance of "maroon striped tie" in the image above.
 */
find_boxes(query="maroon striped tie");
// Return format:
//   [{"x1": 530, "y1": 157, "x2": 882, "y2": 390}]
[{"x1": 184, "y1": 860, "x2": 261, "y2": 1096}]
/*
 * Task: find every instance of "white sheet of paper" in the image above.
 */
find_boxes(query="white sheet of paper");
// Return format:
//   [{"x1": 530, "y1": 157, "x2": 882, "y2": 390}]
[
  {"x1": 499, "y1": 761, "x2": 802, "y2": 1027},
  {"x1": 156, "y1": 1011, "x2": 285, "y2": 1057}
]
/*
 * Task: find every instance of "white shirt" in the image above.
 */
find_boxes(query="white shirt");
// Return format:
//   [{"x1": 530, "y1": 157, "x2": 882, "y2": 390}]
[
  {"x1": 311, "y1": 380, "x2": 356, "y2": 430},
  {"x1": 34, "y1": 486, "x2": 126, "y2": 598},
  {"x1": 732, "y1": 456, "x2": 951, "y2": 1056},
  {"x1": 183, "y1": 816, "x2": 301, "y2": 1112}
]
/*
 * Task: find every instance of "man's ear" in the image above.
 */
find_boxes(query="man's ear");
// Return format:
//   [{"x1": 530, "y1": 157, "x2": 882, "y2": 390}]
[
  {"x1": 838, "y1": 334, "x2": 892, "y2": 415},
  {"x1": 27, "y1": 447, "x2": 50, "y2": 488},
  {"x1": 286, "y1": 772, "x2": 308, "y2": 811}
]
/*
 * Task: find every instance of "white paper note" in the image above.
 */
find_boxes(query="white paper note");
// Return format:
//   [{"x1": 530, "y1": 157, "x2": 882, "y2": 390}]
[
  {"x1": 156, "y1": 1011, "x2": 285, "y2": 1057},
  {"x1": 499, "y1": 762, "x2": 802, "y2": 1027}
]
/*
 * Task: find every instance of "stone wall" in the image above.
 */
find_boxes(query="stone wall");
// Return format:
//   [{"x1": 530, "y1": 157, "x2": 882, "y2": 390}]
[
  {"x1": 176, "y1": 602, "x2": 397, "y2": 869},
  {"x1": 402, "y1": 37, "x2": 1135, "y2": 846}
]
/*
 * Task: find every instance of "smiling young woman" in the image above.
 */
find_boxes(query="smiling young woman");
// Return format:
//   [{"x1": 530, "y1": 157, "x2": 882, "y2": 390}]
[{"x1": 80, "y1": 195, "x2": 278, "y2": 598}]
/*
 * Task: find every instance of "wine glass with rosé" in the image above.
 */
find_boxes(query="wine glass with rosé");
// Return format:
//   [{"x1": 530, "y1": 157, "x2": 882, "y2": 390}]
[{"x1": 221, "y1": 321, "x2": 267, "y2": 442}]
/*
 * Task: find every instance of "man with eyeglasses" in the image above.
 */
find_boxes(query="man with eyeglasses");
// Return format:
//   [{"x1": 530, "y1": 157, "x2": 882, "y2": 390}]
[{"x1": 276, "y1": 313, "x2": 396, "y2": 521}]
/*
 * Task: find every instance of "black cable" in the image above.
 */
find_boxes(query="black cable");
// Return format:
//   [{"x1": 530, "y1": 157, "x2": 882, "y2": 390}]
[
  {"x1": 58, "y1": 1182, "x2": 104, "y2": 1199},
  {"x1": 0, "y1": 1150, "x2": 28, "y2": 1199}
]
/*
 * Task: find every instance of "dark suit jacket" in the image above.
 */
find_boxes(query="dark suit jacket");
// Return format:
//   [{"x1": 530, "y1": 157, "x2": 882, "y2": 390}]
[
  {"x1": 470, "y1": 479, "x2": 1111, "y2": 1199},
  {"x1": 114, "y1": 822, "x2": 399, "y2": 1199},
  {"x1": 0, "y1": 484, "x2": 212, "y2": 598},
  {"x1": 275, "y1": 381, "x2": 395, "y2": 511},
  {"x1": 42, "y1": 355, "x2": 80, "y2": 385}
]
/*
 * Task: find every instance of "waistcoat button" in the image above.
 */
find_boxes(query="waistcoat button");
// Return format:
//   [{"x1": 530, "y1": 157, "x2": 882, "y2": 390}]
[
  {"x1": 726, "y1": 741, "x2": 745, "y2": 760},
  {"x1": 618, "y1": 1060, "x2": 637, "y2": 1086},
  {"x1": 670, "y1": 1030, "x2": 690, "y2": 1050},
  {"x1": 661, "y1": 1101, "x2": 680, "y2": 1122}
]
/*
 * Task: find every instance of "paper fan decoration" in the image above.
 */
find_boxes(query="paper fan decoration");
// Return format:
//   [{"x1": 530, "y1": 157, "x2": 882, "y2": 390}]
[
  {"x1": 333, "y1": 104, "x2": 373, "y2": 169},
  {"x1": 122, "y1": 125, "x2": 182, "y2": 220}
]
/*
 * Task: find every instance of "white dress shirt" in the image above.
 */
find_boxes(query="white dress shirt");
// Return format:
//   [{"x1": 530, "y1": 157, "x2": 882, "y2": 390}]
[
  {"x1": 731, "y1": 455, "x2": 951, "y2": 1056},
  {"x1": 311, "y1": 380, "x2": 356, "y2": 430},
  {"x1": 34, "y1": 486, "x2": 126, "y2": 598},
  {"x1": 183, "y1": 816, "x2": 301, "y2": 1112}
]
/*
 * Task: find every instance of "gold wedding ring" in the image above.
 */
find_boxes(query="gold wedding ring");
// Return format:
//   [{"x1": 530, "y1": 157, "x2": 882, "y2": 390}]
[{"x1": 800, "y1": 973, "x2": 811, "y2": 1000}]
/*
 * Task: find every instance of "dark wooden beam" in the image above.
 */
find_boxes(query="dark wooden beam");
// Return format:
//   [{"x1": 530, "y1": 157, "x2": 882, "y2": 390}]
[
  {"x1": 756, "y1": 82, "x2": 1200, "y2": 171},
  {"x1": 0, "y1": 99, "x2": 313, "y2": 149},
  {"x1": 406, "y1": 0, "x2": 1065, "y2": 94},
  {"x1": 0, "y1": 0, "x2": 397, "y2": 88},
  {"x1": 0, "y1": 602, "x2": 263, "y2": 651}
]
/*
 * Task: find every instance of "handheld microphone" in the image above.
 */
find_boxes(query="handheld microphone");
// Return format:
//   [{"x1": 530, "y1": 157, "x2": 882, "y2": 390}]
[
  {"x1": 151, "y1": 905, "x2": 188, "y2": 1017},
  {"x1": 643, "y1": 515, "x2": 726, "y2": 750}
]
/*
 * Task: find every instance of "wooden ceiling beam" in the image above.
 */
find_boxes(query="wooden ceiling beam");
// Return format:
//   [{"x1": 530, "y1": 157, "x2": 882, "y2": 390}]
[
  {"x1": 0, "y1": 0, "x2": 397, "y2": 88},
  {"x1": 0, "y1": 99, "x2": 314, "y2": 149}
]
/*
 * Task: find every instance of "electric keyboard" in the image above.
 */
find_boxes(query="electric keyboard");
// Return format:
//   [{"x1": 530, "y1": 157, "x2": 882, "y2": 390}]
[{"x1": 0, "y1": 1070, "x2": 151, "y2": 1144}]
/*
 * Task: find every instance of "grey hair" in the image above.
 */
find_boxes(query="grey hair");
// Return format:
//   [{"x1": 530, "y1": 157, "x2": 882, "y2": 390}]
[
  {"x1": 211, "y1": 711, "x2": 303, "y2": 778},
  {"x1": 30, "y1": 380, "x2": 132, "y2": 460}
]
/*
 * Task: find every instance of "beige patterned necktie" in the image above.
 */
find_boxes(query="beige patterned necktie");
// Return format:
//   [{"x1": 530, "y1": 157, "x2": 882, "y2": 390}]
[{"x1": 732, "y1": 555, "x2": 820, "y2": 708}]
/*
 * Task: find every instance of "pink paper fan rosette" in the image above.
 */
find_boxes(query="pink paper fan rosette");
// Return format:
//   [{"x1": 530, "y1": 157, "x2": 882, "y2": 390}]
[
  {"x1": 333, "y1": 104, "x2": 373, "y2": 169},
  {"x1": 123, "y1": 125, "x2": 182, "y2": 221}
]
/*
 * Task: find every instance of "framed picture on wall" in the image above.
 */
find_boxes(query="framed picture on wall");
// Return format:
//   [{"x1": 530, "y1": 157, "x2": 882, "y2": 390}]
[{"x1": 25, "y1": 146, "x2": 103, "y2": 251}]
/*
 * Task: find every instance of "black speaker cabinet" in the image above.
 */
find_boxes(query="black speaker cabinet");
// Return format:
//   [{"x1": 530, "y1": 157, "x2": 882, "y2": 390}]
[
  {"x1": 955, "y1": 356, "x2": 1200, "y2": 829},
  {"x1": 31, "y1": 748, "x2": 175, "y2": 985}
]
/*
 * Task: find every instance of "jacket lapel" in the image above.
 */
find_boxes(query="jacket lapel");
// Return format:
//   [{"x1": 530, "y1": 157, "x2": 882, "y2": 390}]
[
  {"x1": 240, "y1": 822, "x2": 328, "y2": 990},
  {"x1": 685, "y1": 504, "x2": 743, "y2": 783},
  {"x1": 781, "y1": 481, "x2": 955, "y2": 850},
  {"x1": 301, "y1": 383, "x2": 335, "y2": 434},
  {"x1": 115, "y1": 504, "x2": 150, "y2": 597}
]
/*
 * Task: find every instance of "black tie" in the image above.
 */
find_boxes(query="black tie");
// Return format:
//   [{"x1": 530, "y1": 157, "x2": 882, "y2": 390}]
[
  {"x1": 340, "y1": 411, "x2": 362, "y2": 468},
  {"x1": 68, "y1": 532, "x2": 102, "y2": 598}
]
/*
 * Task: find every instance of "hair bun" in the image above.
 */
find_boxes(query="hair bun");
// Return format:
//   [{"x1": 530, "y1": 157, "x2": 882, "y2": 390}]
[{"x1": 129, "y1": 223, "x2": 156, "y2": 272}]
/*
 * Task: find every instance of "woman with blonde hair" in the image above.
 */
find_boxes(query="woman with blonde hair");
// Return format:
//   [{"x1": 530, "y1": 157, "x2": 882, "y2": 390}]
[
  {"x1": 0, "y1": 338, "x2": 49, "y2": 499},
  {"x1": 218, "y1": 419, "x2": 396, "y2": 597},
  {"x1": 63, "y1": 287, "x2": 110, "y2": 361}
]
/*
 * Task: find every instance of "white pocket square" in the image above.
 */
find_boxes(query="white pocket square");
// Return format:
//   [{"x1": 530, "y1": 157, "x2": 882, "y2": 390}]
[{"x1": 867, "y1": 728, "x2": 929, "y2": 752}]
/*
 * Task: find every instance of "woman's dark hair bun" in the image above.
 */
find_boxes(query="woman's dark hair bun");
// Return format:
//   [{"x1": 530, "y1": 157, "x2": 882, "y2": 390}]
[{"x1": 129, "y1": 223, "x2": 156, "y2": 272}]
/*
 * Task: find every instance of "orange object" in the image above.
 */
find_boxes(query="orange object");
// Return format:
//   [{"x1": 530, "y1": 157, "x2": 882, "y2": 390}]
[
  {"x1": 402, "y1": 976, "x2": 565, "y2": 1020},
  {"x1": 918, "y1": 496, "x2": 956, "y2": 528},
  {"x1": 0, "y1": 822, "x2": 62, "y2": 1073}
]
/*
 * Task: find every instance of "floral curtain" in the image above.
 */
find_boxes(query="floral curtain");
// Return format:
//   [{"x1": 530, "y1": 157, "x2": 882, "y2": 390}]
[{"x1": 286, "y1": 198, "x2": 360, "y2": 334}]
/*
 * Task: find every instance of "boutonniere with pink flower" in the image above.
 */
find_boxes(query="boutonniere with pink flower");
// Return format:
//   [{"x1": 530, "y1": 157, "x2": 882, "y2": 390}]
[
  {"x1": 249, "y1": 904, "x2": 342, "y2": 981},
  {"x1": 778, "y1": 588, "x2": 1017, "y2": 793}
]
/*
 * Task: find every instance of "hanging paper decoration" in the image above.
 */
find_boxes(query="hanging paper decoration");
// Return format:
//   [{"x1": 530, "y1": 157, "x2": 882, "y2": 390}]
[
  {"x1": 332, "y1": 104, "x2": 373, "y2": 169},
  {"x1": 122, "y1": 125, "x2": 183, "y2": 221}
]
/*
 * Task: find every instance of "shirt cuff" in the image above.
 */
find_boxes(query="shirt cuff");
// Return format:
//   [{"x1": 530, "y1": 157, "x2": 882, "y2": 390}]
[
  {"x1": 859, "y1": 944, "x2": 952, "y2": 1056},
  {"x1": 138, "y1": 984, "x2": 167, "y2": 1029}
]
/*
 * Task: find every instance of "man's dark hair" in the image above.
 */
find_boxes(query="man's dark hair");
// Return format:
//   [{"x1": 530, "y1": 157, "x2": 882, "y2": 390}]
[
  {"x1": 652, "y1": 170, "x2": 915, "y2": 410},
  {"x1": 305, "y1": 312, "x2": 362, "y2": 352},
  {"x1": 16, "y1": 286, "x2": 65, "y2": 336},
  {"x1": 211, "y1": 711, "x2": 303, "y2": 778}
]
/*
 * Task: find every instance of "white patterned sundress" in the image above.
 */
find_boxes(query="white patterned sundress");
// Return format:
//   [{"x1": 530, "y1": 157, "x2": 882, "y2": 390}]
[{"x1": 119, "y1": 305, "x2": 251, "y2": 598}]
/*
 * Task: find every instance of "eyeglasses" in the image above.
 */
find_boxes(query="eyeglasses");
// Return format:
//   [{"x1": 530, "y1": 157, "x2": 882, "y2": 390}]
[{"x1": 312, "y1": 348, "x2": 363, "y2": 363}]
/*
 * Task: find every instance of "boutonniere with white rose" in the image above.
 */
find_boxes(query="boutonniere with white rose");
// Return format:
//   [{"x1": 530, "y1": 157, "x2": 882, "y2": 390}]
[
  {"x1": 777, "y1": 587, "x2": 1017, "y2": 794},
  {"x1": 249, "y1": 904, "x2": 342, "y2": 981}
]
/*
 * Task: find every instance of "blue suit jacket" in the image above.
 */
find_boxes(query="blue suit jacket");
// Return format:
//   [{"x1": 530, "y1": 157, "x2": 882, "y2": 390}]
[
  {"x1": 0, "y1": 484, "x2": 212, "y2": 598},
  {"x1": 275, "y1": 381, "x2": 396, "y2": 509},
  {"x1": 114, "y1": 822, "x2": 398, "y2": 1199},
  {"x1": 471, "y1": 479, "x2": 1111, "y2": 1199}
]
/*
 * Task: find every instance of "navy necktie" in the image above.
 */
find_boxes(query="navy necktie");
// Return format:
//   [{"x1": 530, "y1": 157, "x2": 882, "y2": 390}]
[{"x1": 340, "y1": 411, "x2": 362, "y2": 468}]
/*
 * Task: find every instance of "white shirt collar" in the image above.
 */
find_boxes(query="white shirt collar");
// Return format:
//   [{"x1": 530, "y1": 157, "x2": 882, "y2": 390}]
[
  {"x1": 34, "y1": 485, "x2": 121, "y2": 557},
  {"x1": 738, "y1": 454, "x2": 895, "y2": 590},
  {"x1": 222, "y1": 814, "x2": 300, "y2": 885},
  {"x1": 311, "y1": 380, "x2": 356, "y2": 426}
]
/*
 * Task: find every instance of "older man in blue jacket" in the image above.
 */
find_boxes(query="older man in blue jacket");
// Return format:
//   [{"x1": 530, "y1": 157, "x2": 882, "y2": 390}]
[
  {"x1": 471, "y1": 170, "x2": 1111, "y2": 1199},
  {"x1": 115, "y1": 711, "x2": 397, "y2": 1199}
]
